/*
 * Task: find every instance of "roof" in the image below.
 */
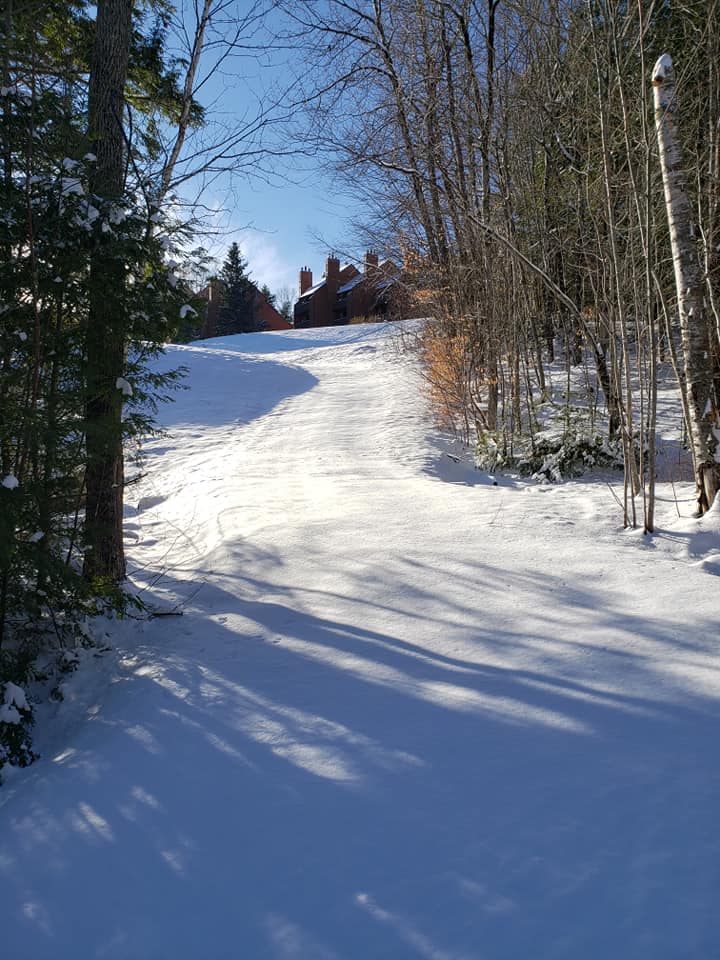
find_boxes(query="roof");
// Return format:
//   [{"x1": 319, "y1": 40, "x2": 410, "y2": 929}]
[
  {"x1": 337, "y1": 275, "x2": 365, "y2": 295},
  {"x1": 337, "y1": 259, "x2": 399, "y2": 296},
  {"x1": 298, "y1": 280, "x2": 326, "y2": 301}
]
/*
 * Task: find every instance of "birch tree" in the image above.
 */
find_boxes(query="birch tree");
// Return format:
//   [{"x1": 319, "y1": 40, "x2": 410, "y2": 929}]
[{"x1": 653, "y1": 53, "x2": 720, "y2": 514}]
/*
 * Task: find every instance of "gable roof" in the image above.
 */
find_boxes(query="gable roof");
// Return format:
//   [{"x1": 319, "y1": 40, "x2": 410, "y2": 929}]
[
  {"x1": 298, "y1": 279, "x2": 326, "y2": 301},
  {"x1": 337, "y1": 274, "x2": 364, "y2": 295}
]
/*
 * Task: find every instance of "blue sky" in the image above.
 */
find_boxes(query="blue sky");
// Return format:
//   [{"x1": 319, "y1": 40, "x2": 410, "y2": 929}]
[
  {"x1": 170, "y1": 1, "x2": 363, "y2": 302},
  {"x1": 200, "y1": 173, "x2": 361, "y2": 301}
]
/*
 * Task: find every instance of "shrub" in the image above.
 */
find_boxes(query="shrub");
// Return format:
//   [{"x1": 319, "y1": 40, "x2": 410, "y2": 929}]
[
  {"x1": 0, "y1": 660, "x2": 37, "y2": 779},
  {"x1": 477, "y1": 412, "x2": 625, "y2": 482}
]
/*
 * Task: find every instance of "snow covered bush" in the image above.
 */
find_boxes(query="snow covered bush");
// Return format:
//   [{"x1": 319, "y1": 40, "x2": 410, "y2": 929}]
[
  {"x1": 0, "y1": 678, "x2": 36, "y2": 779},
  {"x1": 518, "y1": 427, "x2": 625, "y2": 482},
  {"x1": 477, "y1": 412, "x2": 625, "y2": 482}
]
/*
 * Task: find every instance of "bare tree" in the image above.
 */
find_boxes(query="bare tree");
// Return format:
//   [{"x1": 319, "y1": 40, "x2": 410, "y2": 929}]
[
  {"x1": 157, "y1": 0, "x2": 303, "y2": 199},
  {"x1": 260, "y1": 1, "x2": 720, "y2": 524}
]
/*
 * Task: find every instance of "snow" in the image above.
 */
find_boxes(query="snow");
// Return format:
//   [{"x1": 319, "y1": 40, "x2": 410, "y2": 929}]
[
  {"x1": 298, "y1": 279, "x2": 326, "y2": 299},
  {"x1": 1, "y1": 323, "x2": 719, "y2": 958},
  {"x1": 338, "y1": 274, "x2": 364, "y2": 294},
  {"x1": 652, "y1": 53, "x2": 674, "y2": 83},
  {"x1": 0, "y1": 704, "x2": 20, "y2": 724},
  {"x1": 1, "y1": 683, "x2": 28, "y2": 724},
  {"x1": 60, "y1": 177, "x2": 84, "y2": 197},
  {"x1": 79, "y1": 201, "x2": 100, "y2": 224},
  {"x1": 116, "y1": 377, "x2": 133, "y2": 397},
  {"x1": 107, "y1": 203, "x2": 126, "y2": 225},
  {"x1": 4, "y1": 683, "x2": 28, "y2": 712}
]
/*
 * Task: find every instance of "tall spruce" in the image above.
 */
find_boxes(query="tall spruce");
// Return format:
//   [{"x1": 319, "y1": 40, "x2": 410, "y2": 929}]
[
  {"x1": 1, "y1": 0, "x2": 198, "y2": 645},
  {"x1": 0, "y1": 1, "x2": 94, "y2": 646},
  {"x1": 219, "y1": 243, "x2": 257, "y2": 334}
]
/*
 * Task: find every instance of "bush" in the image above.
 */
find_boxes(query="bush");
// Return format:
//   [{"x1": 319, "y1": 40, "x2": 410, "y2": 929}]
[
  {"x1": 477, "y1": 413, "x2": 625, "y2": 482},
  {"x1": 0, "y1": 659, "x2": 37, "y2": 779}
]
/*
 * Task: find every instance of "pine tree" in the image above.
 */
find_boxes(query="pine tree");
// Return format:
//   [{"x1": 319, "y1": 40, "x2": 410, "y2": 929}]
[
  {"x1": 218, "y1": 243, "x2": 256, "y2": 334},
  {"x1": 82, "y1": 0, "x2": 135, "y2": 583},
  {"x1": 0, "y1": 0, "x2": 197, "y2": 644},
  {"x1": 0, "y1": 0, "x2": 96, "y2": 646}
]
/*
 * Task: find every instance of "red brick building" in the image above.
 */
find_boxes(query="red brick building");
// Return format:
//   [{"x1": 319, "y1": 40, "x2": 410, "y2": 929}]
[
  {"x1": 195, "y1": 279, "x2": 291, "y2": 338},
  {"x1": 294, "y1": 252, "x2": 402, "y2": 328}
]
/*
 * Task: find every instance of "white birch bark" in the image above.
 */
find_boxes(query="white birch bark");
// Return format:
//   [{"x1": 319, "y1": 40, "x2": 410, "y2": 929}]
[{"x1": 652, "y1": 53, "x2": 720, "y2": 513}]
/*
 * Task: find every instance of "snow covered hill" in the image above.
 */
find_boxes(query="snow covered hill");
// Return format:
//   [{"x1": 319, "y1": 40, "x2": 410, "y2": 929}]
[{"x1": 1, "y1": 323, "x2": 719, "y2": 959}]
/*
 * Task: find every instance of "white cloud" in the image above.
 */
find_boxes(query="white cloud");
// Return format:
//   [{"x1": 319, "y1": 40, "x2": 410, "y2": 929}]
[
  {"x1": 233, "y1": 229, "x2": 296, "y2": 295},
  {"x1": 188, "y1": 196, "x2": 298, "y2": 298}
]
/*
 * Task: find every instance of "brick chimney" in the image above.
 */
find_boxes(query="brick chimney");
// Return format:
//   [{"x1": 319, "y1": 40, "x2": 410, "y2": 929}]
[
  {"x1": 364, "y1": 250, "x2": 379, "y2": 274},
  {"x1": 325, "y1": 254, "x2": 340, "y2": 281},
  {"x1": 299, "y1": 266, "x2": 313, "y2": 296}
]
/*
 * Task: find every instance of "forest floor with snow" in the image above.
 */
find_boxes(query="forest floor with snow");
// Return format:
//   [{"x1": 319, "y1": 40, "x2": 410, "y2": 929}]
[{"x1": 1, "y1": 322, "x2": 719, "y2": 959}]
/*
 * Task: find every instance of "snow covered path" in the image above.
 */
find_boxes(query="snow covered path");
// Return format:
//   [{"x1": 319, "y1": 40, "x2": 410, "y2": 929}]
[{"x1": 2, "y1": 324, "x2": 719, "y2": 959}]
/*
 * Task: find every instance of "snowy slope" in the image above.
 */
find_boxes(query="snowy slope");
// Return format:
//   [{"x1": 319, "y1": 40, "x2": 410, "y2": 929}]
[{"x1": 1, "y1": 323, "x2": 719, "y2": 959}]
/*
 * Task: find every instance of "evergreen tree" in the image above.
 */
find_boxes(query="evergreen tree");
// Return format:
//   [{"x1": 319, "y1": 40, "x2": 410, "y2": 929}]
[
  {"x1": 218, "y1": 243, "x2": 256, "y2": 334},
  {"x1": 0, "y1": 1, "x2": 195, "y2": 654},
  {"x1": 260, "y1": 284, "x2": 276, "y2": 307}
]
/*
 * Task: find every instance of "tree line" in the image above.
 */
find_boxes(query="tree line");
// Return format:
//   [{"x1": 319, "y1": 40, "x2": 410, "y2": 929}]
[{"x1": 282, "y1": 0, "x2": 720, "y2": 526}]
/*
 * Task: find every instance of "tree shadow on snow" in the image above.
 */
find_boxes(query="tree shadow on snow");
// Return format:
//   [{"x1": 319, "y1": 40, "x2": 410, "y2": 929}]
[
  {"x1": 1, "y1": 550, "x2": 719, "y2": 960},
  {"x1": 147, "y1": 350, "x2": 319, "y2": 434}
]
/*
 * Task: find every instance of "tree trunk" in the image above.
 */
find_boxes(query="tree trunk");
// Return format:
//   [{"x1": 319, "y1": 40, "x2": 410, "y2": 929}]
[
  {"x1": 653, "y1": 54, "x2": 720, "y2": 514},
  {"x1": 83, "y1": 0, "x2": 133, "y2": 582},
  {"x1": 160, "y1": 0, "x2": 212, "y2": 196}
]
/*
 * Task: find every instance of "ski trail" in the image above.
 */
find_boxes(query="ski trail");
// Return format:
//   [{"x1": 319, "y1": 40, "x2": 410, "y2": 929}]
[{"x1": 1, "y1": 324, "x2": 719, "y2": 960}]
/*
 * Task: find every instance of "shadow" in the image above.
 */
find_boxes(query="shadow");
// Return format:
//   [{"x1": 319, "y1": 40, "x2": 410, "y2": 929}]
[
  {"x1": 421, "y1": 434, "x2": 500, "y2": 489},
  {"x1": 147, "y1": 349, "x2": 319, "y2": 433},
  {"x1": 2, "y1": 546, "x2": 719, "y2": 959},
  {"x1": 638, "y1": 499, "x2": 720, "y2": 574},
  {"x1": 187, "y1": 323, "x2": 390, "y2": 356}
]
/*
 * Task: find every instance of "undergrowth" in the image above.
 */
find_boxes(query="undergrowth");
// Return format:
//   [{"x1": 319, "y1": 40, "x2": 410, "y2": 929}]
[
  {"x1": 0, "y1": 590, "x2": 140, "y2": 783},
  {"x1": 476, "y1": 408, "x2": 625, "y2": 482}
]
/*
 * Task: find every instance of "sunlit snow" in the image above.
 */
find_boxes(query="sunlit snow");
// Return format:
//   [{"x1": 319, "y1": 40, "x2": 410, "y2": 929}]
[{"x1": 1, "y1": 322, "x2": 718, "y2": 959}]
